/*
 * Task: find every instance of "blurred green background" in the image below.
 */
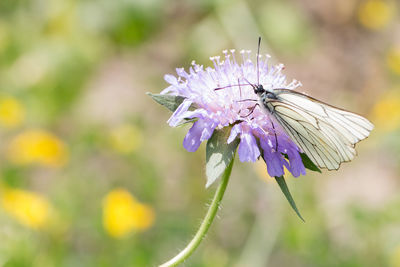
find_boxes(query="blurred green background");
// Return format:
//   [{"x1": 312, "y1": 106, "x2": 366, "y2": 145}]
[{"x1": 0, "y1": 0, "x2": 399, "y2": 266}]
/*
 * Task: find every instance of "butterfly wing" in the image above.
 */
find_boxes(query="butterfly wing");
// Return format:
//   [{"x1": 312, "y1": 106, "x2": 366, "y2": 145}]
[{"x1": 263, "y1": 89, "x2": 374, "y2": 170}]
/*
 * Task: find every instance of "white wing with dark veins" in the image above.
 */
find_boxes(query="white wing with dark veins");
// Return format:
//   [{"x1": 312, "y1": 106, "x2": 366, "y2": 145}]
[{"x1": 264, "y1": 89, "x2": 373, "y2": 170}]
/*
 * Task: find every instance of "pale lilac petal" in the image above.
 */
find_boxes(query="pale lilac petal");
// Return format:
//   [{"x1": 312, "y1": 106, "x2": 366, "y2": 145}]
[
  {"x1": 168, "y1": 99, "x2": 193, "y2": 127},
  {"x1": 259, "y1": 134, "x2": 292, "y2": 177},
  {"x1": 200, "y1": 121, "x2": 216, "y2": 141},
  {"x1": 176, "y1": 68, "x2": 189, "y2": 79},
  {"x1": 183, "y1": 119, "x2": 215, "y2": 152},
  {"x1": 227, "y1": 124, "x2": 241, "y2": 144},
  {"x1": 164, "y1": 74, "x2": 178, "y2": 85},
  {"x1": 182, "y1": 109, "x2": 208, "y2": 120},
  {"x1": 238, "y1": 133, "x2": 260, "y2": 162},
  {"x1": 286, "y1": 147, "x2": 306, "y2": 177},
  {"x1": 183, "y1": 121, "x2": 203, "y2": 152},
  {"x1": 264, "y1": 155, "x2": 284, "y2": 177},
  {"x1": 261, "y1": 141, "x2": 285, "y2": 177},
  {"x1": 274, "y1": 133, "x2": 305, "y2": 177},
  {"x1": 160, "y1": 85, "x2": 175, "y2": 95}
]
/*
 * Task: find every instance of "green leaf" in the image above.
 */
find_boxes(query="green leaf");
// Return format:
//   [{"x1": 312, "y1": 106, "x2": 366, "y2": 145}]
[
  {"x1": 146, "y1": 93, "x2": 186, "y2": 112},
  {"x1": 205, "y1": 128, "x2": 239, "y2": 188},
  {"x1": 300, "y1": 153, "x2": 321, "y2": 173},
  {"x1": 282, "y1": 152, "x2": 321, "y2": 173},
  {"x1": 274, "y1": 176, "x2": 305, "y2": 222}
]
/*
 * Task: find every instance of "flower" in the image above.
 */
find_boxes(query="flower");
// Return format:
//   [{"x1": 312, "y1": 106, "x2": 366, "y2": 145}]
[
  {"x1": 386, "y1": 46, "x2": 400, "y2": 75},
  {"x1": 7, "y1": 129, "x2": 68, "y2": 167},
  {"x1": 0, "y1": 96, "x2": 25, "y2": 129},
  {"x1": 161, "y1": 50, "x2": 306, "y2": 178},
  {"x1": 372, "y1": 89, "x2": 400, "y2": 131},
  {"x1": 1, "y1": 187, "x2": 51, "y2": 229},
  {"x1": 357, "y1": 0, "x2": 394, "y2": 30},
  {"x1": 103, "y1": 189, "x2": 155, "y2": 238},
  {"x1": 391, "y1": 244, "x2": 400, "y2": 267}
]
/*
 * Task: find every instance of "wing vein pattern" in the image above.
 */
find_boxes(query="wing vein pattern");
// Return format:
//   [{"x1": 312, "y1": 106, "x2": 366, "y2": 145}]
[{"x1": 264, "y1": 89, "x2": 374, "y2": 170}]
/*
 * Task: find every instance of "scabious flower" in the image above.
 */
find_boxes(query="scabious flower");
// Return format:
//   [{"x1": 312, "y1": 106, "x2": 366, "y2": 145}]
[{"x1": 161, "y1": 50, "x2": 306, "y2": 178}]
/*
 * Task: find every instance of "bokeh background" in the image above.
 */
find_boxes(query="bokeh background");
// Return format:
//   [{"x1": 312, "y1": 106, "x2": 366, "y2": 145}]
[{"x1": 0, "y1": 0, "x2": 399, "y2": 266}]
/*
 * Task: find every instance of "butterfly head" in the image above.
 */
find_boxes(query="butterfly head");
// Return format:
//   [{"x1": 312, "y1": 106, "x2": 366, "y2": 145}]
[{"x1": 253, "y1": 84, "x2": 265, "y2": 95}]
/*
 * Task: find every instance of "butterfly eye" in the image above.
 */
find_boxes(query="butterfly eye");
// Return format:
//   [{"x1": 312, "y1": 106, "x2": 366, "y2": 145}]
[{"x1": 254, "y1": 85, "x2": 264, "y2": 94}]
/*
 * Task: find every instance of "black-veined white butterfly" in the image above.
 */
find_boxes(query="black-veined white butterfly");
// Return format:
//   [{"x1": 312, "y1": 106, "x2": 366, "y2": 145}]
[
  {"x1": 218, "y1": 37, "x2": 374, "y2": 170},
  {"x1": 256, "y1": 86, "x2": 373, "y2": 170}
]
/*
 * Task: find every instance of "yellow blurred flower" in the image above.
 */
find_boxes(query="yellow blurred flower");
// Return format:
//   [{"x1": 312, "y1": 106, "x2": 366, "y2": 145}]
[
  {"x1": 109, "y1": 124, "x2": 143, "y2": 154},
  {"x1": 7, "y1": 130, "x2": 68, "y2": 167},
  {"x1": 0, "y1": 97, "x2": 25, "y2": 129},
  {"x1": 391, "y1": 245, "x2": 400, "y2": 267},
  {"x1": 46, "y1": 2, "x2": 76, "y2": 38},
  {"x1": 357, "y1": 0, "x2": 394, "y2": 30},
  {"x1": 103, "y1": 188, "x2": 155, "y2": 238},
  {"x1": 387, "y1": 46, "x2": 400, "y2": 75},
  {"x1": 1, "y1": 187, "x2": 51, "y2": 229},
  {"x1": 371, "y1": 90, "x2": 400, "y2": 131}
]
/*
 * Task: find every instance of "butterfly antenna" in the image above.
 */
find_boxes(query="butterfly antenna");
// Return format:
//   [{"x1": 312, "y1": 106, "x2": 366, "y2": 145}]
[
  {"x1": 214, "y1": 84, "x2": 250, "y2": 91},
  {"x1": 257, "y1": 36, "x2": 261, "y2": 86},
  {"x1": 243, "y1": 77, "x2": 255, "y2": 90}
]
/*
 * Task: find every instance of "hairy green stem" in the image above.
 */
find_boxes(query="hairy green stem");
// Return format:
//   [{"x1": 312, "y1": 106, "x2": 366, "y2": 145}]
[{"x1": 159, "y1": 156, "x2": 235, "y2": 267}]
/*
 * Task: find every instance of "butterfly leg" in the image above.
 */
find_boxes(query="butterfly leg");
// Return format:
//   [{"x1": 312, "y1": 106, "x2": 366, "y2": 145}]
[
  {"x1": 240, "y1": 103, "x2": 259, "y2": 118},
  {"x1": 270, "y1": 120, "x2": 278, "y2": 151}
]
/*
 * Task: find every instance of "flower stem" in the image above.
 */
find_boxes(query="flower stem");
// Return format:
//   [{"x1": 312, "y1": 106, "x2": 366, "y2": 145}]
[{"x1": 159, "y1": 156, "x2": 235, "y2": 267}]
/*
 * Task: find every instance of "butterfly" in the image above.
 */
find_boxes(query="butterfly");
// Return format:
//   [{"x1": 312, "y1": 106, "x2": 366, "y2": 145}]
[
  {"x1": 255, "y1": 86, "x2": 373, "y2": 170},
  {"x1": 220, "y1": 37, "x2": 374, "y2": 170}
]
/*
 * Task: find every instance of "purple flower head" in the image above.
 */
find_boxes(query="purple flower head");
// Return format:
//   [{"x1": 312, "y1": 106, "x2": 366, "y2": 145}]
[{"x1": 161, "y1": 50, "x2": 306, "y2": 178}]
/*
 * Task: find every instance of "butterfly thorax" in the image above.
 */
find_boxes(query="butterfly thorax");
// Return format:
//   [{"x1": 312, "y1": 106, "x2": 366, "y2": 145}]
[
  {"x1": 252, "y1": 84, "x2": 277, "y2": 114},
  {"x1": 254, "y1": 85, "x2": 277, "y2": 101}
]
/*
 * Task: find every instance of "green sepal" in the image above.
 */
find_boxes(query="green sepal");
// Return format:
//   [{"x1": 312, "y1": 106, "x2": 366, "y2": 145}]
[
  {"x1": 300, "y1": 153, "x2": 321, "y2": 173},
  {"x1": 275, "y1": 176, "x2": 305, "y2": 222},
  {"x1": 146, "y1": 93, "x2": 185, "y2": 112},
  {"x1": 283, "y1": 152, "x2": 321, "y2": 173},
  {"x1": 205, "y1": 127, "x2": 239, "y2": 188}
]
